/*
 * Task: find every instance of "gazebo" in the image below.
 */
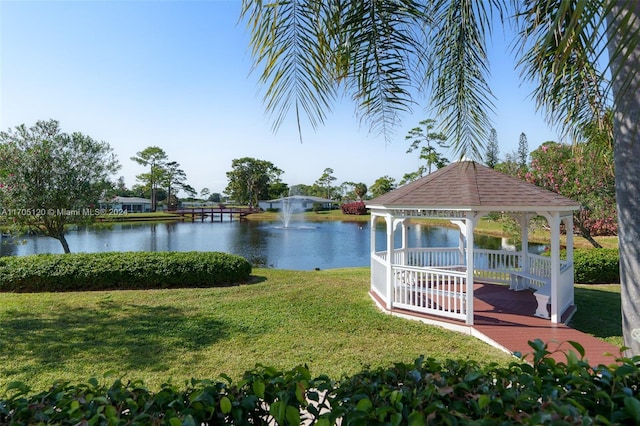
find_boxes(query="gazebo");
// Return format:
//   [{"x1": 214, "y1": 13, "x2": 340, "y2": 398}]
[{"x1": 366, "y1": 160, "x2": 580, "y2": 326}]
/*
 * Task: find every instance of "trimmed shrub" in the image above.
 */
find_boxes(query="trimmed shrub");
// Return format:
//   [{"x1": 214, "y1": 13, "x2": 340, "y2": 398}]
[
  {"x1": 0, "y1": 251, "x2": 252, "y2": 292},
  {"x1": 544, "y1": 248, "x2": 619, "y2": 284},
  {"x1": 1, "y1": 340, "x2": 638, "y2": 425},
  {"x1": 573, "y1": 248, "x2": 619, "y2": 284}
]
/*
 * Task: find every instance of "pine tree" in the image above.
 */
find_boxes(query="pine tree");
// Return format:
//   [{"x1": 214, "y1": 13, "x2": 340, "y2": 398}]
[{"x1": 485, "y1": 128, "x2": 500, "y2": 168}]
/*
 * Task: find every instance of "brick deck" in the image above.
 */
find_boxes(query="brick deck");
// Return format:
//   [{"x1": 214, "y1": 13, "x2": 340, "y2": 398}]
[{"x1": 372, "y1": 283, "x2": 622, "y2": 367}]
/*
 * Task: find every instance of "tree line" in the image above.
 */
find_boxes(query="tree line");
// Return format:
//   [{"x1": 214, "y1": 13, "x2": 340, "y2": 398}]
[{"x1": 0, "y1": 115, "x2": 615, "y2": 254}]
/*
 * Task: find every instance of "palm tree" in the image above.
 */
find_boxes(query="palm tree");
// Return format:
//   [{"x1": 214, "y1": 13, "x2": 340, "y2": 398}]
[
  {"x1": 354, "y1": 183, "x2": 368, "y2": 201},
  {"x1": 241, "y1": 0, "x2": 640, "y2": 355}
]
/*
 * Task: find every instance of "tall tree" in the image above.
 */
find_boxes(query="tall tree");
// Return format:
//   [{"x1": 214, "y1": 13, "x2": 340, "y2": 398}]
[
  {"x1": 405, "y1": 119, "x2": 448, "y2": 174},
  {"x1": 242, "y1": 0, "x2": 640, "y2": 353},
  {"x1": 108, "y1": 176, "x2": 134, "y2": 198},
  {"x1": 208, "y1": 192, "x2": 222, "y2": 203},
  {"x1": 162, "y1": 161, "x2": 188, "y2": 210},
  {"x1": 131, "y1": 146, "x2": 167, "y2": 211},
  {"x1": 354, "y1": 183, "x2": 368, "y2": 201},
  {"x1": 268, "y1": 181, "x2": 289, "y2": 200},
  {"x1": 315, "y1": 167, "x2": 336, "y2": 199},
  {"x1": 399, "y1": 170, "x2": 423, "y2": 186},
  {"x1": 485, "y1": 128, "x2": 500, "y2": 168},
  {"x1": 289, "y1": 184, "x2": 312, "y2": 196},
  {"x1": 339, "y1": 181, "x2": 356, "y2": 201},
  {"x1": 495, "y1": 151, "x2": 521, "y2": 177},
  {"x1": 181, "y1": 184, "x2": 197, "y2": 199},
  {"x1": 370, "y1": 176, "x2": 396, "y2": 198},
  {"x1": 517, "y1": 132, "x2": 529, "y2": 171},
  {"x1": 225, "y1": 157, "x2": 283, "y2": 208},
  {"x1": 0, "y1": 120, "x2": 120, "y2": 253},
  {"x1": 200, "y1": 187, "x2": 211, "y2": 200}
]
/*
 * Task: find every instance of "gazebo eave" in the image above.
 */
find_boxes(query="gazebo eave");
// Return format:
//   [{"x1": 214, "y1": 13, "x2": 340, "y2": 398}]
[{"x1": 367, "y1": 204, "x2": 579, "y2": 215}]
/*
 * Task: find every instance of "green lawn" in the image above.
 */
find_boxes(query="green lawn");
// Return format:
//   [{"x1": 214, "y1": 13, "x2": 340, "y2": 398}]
[
  {"x1": 0, "y1": 268, "x2": 622, "y2": 393},
  {"x1": 572, "y1": 283, "x2": 623, "y2": 347},
  {"x1": 0, "y1": 268, "x2": 514, "y2": 392}
]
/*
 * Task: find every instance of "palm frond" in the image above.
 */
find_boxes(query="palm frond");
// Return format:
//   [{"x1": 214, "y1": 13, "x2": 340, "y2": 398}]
[
  {"x1": 339, "y1": 0, "x2": 427, "y2": 140},
  {"x1": 425, "y1": 0, "x2": 503, "y2": 160},
  {"x1": 514, "y1": 0, "x2": 616, "y2": 141},
  {"x1": 241, "y1": 0, "x2": 337, "y2": 138},
  {"x1": 241, "y1": 0, "x2": 428, "y2": 143},
  {"x1": 604, "y1": 1, "x2": 640, "y2": 122}
]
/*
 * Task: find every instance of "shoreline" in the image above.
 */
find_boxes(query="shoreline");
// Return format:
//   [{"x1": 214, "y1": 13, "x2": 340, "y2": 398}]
[{"x1": 3, "y1": 209, "x2": 617, "y2": 250}]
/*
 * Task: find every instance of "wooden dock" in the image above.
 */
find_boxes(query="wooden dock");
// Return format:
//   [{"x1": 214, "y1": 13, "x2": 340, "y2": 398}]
[{"x1": 172, "y1": 207, "x2": 257, "y2": 222}]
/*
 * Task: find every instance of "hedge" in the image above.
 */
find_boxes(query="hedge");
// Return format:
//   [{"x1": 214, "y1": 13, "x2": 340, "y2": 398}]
[
  {"x1": 573, "y1": 248, "x2": 620, "y2": 284},
  {"x1": 0, "y1": 251, "x2": 252, "y2": 292},
  {"x1": 1, "y1": 340, "x2": 639, "y2": 425}
]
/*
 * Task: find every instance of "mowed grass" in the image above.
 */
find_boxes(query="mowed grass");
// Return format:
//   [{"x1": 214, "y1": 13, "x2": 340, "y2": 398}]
[
  {"x1": 572, "y1": 283, "x2": 623, "y2": 347},
  {"x1": 0, "y1": 268, "x2": 623, "y2": 393},
  {"x1": 0, "y1": 268, "x2": 515, "y2": 392}
]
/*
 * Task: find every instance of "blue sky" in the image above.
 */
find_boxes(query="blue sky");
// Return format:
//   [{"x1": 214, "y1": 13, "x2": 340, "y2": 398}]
[{"x1": 1, "y1": 0, "x2": 560, "y2": 196}]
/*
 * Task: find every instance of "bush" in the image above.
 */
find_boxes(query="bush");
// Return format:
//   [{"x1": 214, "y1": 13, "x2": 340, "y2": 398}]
[
  {"x1": 573, "y1": 248, "x2": 619, "y2": 284},
  {"x1": 1, "y1": 340, "x2": 638, "y2": 425},
  {"x1": 0, "y1": 251, "x2": 252, "y2": 292},
  {"x1": 341, "y1": 201, "x2": 367, "y2": 215},
  {"x1": 545, "y1": 248, "x2": 619, "y2": 284}
]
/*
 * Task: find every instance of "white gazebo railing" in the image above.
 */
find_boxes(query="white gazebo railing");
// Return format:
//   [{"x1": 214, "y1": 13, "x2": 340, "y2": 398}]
[
  {"x1": 404, "y1": 248, "x2": 462, "y2": 268},
  {"x1": 371, "y1": 253, "x2": 388, "y2": 298},
  {"x1": 371, "y1": 247, "x2": 573, "y2": 322},
  {"x1": 393, "y1": 265, "x2": 467, "y2": 321}
]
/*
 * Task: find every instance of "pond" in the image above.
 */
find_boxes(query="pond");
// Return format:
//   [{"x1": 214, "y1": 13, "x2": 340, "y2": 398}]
[{"x1": 0, "y1": 219, "x2": 545, "y2": 270}]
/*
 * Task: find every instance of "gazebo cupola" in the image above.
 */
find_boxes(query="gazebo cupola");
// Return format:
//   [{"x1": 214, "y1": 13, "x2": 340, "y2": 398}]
[{"x1": 365, "y1": 160, "x2": 580, "y2": 325}]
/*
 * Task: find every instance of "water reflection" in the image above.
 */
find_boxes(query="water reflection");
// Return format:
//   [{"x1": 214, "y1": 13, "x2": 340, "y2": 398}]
[{"x1": 0, "y1": 221, "x2": 545, "y2": 270}]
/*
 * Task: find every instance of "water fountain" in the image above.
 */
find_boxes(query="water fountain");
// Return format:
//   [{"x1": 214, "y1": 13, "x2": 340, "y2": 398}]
[
  {"x1": 276, "y1": 195, "x2": 315, "y2": 229},
  {"x1": 278, "y1": 195, "x2": 303, "y2": 228}
]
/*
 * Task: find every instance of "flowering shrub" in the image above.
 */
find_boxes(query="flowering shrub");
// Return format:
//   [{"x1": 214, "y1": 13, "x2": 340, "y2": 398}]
[
  {"x1": 525, "y1": 142, "x2": 617, "y2": 243},
  {"x1": 341, "y1": 201, "x2": 368, "y2": 215}
]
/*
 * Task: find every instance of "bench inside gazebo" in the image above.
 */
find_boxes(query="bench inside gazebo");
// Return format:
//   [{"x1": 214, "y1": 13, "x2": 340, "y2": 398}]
[{"x1": 366, "y1": 160, "x2": 580, "y2": 326}]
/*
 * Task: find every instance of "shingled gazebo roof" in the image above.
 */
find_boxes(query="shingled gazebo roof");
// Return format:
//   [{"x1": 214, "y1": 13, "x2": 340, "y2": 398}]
[{"x1": 367, "y1": 160, "x2": 579, "y2": 212}]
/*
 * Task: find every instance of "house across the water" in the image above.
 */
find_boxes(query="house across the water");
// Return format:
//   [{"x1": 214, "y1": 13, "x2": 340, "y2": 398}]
[
  {"x1": 99, "y1": 196, "x2": 152, "y2": 213},
  {"x1": 258, "y1": 195, "x2": 335, "y2": 211}
]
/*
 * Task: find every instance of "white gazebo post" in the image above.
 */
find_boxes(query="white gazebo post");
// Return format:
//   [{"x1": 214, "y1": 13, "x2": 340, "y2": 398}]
[
  {"x1": 451, "y1": 216, "x2": 476, "y2": 325},
  {"x1": 397, "y1": 218, "x2": 409, "y2": 266},
  {"x1": 545, "y1": 211, "x2": 562, "y2": 323},
  {"x1": 562, "y1": 213, "x2": 575, "y2": 307},
  {"x1": 400, "y1": 219, "x2": 411, "y2": 265},
  {"x1": 563, "y1": 214, "x2": 574, "y2": 266},
  {"x1": 465, "y1": 214, "x2": 476, "y2": 325},
  {"x1": 457, "y1": 223, "x2": 465, "y2": 262},
  {"x1": 370, "y1": 212, "x2": 377, "y2": 296},
  {"x1": 385, "y1": 213, "x2": 395, "y2": 310},
  {"x1": 370, "y1": 213, "x2": 377, "y2": 257},
  {"x1": 520, "y1": 213, "x2": 530, "y2": 274}
]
